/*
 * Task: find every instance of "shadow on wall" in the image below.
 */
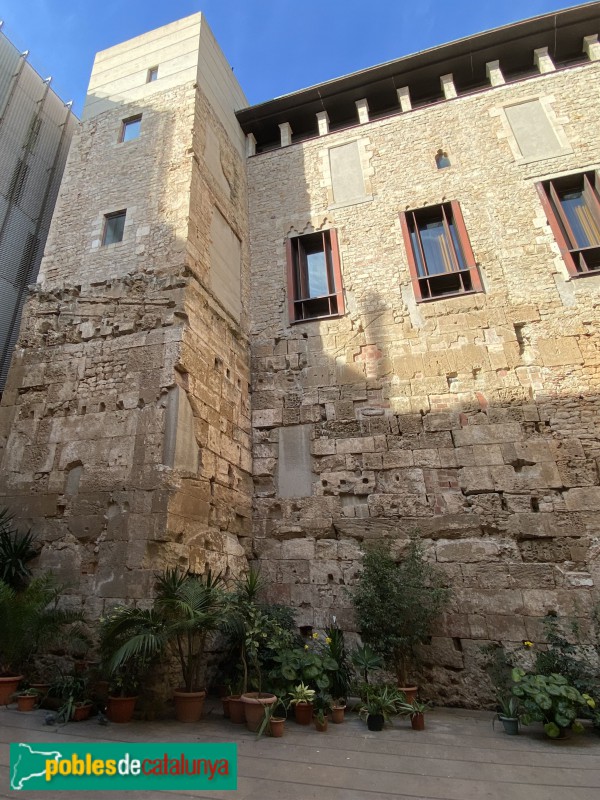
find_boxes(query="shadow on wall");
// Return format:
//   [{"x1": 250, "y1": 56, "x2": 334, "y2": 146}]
[{"x1": 247, "y1": 144, "x2": 600, "y2": 704}]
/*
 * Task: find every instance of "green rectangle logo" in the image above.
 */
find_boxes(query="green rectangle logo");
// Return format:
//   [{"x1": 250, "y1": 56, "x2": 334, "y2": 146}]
[{"x1": 10, "y1": 742, "x2": 237, "y2": 791}]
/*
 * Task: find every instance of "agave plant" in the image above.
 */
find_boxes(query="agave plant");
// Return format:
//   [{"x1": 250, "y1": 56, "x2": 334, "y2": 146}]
[{"x1": 100, "y1": 567, "x2": 229, "y2": 693}]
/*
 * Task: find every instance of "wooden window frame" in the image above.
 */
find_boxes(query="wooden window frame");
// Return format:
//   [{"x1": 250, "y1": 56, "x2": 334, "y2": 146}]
[
  {"x1": 399, "y1": 201, "x2": 482, "y2": 302},
  {"x1": 286, "y1": 229, "x2": 345, "y2": 323},
  {"x1": 102, "y1": 210, "x2": 127, "y2": 246},
  {"x1": 537, "y1": 170, "x2": 600, "y2": 277}
]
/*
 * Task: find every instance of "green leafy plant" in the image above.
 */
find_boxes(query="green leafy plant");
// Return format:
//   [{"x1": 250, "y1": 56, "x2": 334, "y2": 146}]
[
  {"x1": 397, "y1": 697, "x2": 430, "y2": 716},
  {"x1": 313, "y1": 691, "x2": 332, "y2": 724},
  {"x1": 357, "y1": 684, "x2": 403, "y2": 721},
  {"x1": 99, "y1": 567, "x2": 229, "y2": 694},
  {"x1": 288, "y1": 682, "x2": 316, "y2": 705},
  {"x1": 0, "y1": 575, "x2": 85, "y2": 676},
  {"x1": 350, "y1": 536, "x2": 450, "y2": 686},
  {"x1": 0, "y1": 509, "x2": 37, "y2": 590},
  {"x1": 351, "y1": 644, "x2": 383, "y2": 685},
  {"x1": 497, "y1": 695, "x2": 520, "y2": 719},
  {"x1": 268, "y1": 641, "x2": 338, "y2": 696},
  {"x1": 324, "y1": 624, "x2": 351, "y2": 701},
  {"x1": 511, "y1": 668, "x2": 596, "y2": 738},
  {"x1": 256, "y1": 695, "x2": 289, "y2": 739}
]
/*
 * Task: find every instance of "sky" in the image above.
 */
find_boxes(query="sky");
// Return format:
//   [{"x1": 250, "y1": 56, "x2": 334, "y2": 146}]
[{"x1": 0, "y1": 0, "x2": 592, "y2": 115}]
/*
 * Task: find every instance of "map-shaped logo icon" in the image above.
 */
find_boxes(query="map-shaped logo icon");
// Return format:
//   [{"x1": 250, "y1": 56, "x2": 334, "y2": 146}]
[{"x1": 11, "y1": 742, "x2": 62, "y2": 790}]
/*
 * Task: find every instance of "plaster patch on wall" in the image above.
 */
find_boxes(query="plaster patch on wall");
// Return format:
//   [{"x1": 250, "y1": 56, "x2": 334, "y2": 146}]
[
  {"x1": 276, "y1": 424, "x2": 314, "y2": 498},
  {"x1": 209, "y1": 207, "x2": 242, "y2": 321}
]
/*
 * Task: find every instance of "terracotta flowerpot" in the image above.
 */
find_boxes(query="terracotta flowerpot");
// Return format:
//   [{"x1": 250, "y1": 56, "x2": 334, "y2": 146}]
[
  {"x1": 0, "y1": 675, "x2": 23, "y2": 705},
  {"x1": 411, "y1": 712, "x2": 425, "y2": 731},
  {"x1": 173, "y1": 690, "x2": 206, "y2": 723},
  {"x1": 30, "y1": 683, "x2": 50, "y2": 707},
  {"x1": 269, "y1": 716, "x2": 285, "y2": 737},
  {"x1": 106, "y1": 695, "x2": 137, "y2": 723},
  {"x1": 72, "y1": 702, "x2": 93, "y2": 722},
  {"x1": 228, "y1": 695, "x2": 246, "y2": 724},
  {"x1": 398, "y1": 686, "x2": 418, "y2": 704},
  {"x1": 331, "y1": 705, "x2": 346, "y2": 724},
  {"x1": 17, "y1": 694, "x2": 37, "y2": 712},
  {"x1": 314, "y1": 715, "x2": 328, "y2": 732},
  {"x1": 241, "y1": 692, "x2": 277, "y2": 733},
  {"x1": 222, "y1": 697, "x2": 230, "y2": 718},
  {"x1": 294, "y1": 702, "x2": 314, "y2": 725}
]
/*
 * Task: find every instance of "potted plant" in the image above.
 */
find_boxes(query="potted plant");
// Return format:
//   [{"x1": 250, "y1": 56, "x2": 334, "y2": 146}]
[
  {"x1": 50, "y1": 671, "x2": 94, "y2": 723},
  {"x1": 16, "y1": 687, "x2": 39, "y2": 712},
  {"x1": 331, "y1": 698, "x2": 346, "y2": 724},
  {"x1": 511, "y1": 669, "x2": 596, "y2": 739},
  {"x1": 99, "y1": 567, "x2": 229, "y2": 723},
  {"x1": 358, "y1": 684, "x2": 402, "y2": 731},
  {"x1": 494, "y1": 695, "x2": 520, "y2": 736},
  {"x1": 256, "y1": 696, "x2": 289, "y2": 739},
  {"x1": 350, "y1": 537, "x2": 449, "y2": 696},
  {"x1": 289, "y1": 682, "x2": 316, "y2": 725},
  {"x1": 0, "y1": 574, "x2": 85, "y2": 705},
  {"x1": 398, "y1": 698, "x2": 430, "y2": 730},
  {"x1": 324, "y1": 623, "x2": 352, "y2": 703},
  {"x1": 313, "y1": 693, "x2": 332, "y2": 732}
]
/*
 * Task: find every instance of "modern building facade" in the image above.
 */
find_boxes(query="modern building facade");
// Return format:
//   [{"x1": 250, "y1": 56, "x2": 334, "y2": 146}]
[
  {"x1": 1, "y1": 4, "x2": 599, "y2": 704},
  {"x1": 0, "y1": 23, "x2": 76, "y2": 387}
]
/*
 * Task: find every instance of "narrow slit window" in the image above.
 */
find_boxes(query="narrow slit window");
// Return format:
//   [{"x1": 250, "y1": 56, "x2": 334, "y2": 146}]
[
  {"x1": 147, "y1": 66, "x2": 159, "y2": 83},
  {"x1": 102, "y1": 210, "x2": 126, "y2": 246}
]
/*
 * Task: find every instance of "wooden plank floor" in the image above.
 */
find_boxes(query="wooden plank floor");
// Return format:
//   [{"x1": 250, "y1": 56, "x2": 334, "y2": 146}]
[{"x1": 1, "y1": 701, "x2": 599, "y2": 798}]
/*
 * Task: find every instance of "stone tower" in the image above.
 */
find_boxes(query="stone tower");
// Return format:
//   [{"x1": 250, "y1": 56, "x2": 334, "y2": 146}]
[{"x1": 0, "y1": 14, "x2": 252, "y2": 615}]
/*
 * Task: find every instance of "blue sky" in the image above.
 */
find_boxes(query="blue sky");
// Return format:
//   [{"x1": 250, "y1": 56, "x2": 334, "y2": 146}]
[{"x1": 0, "y1": 1, "x2": 590, "y2": 115}]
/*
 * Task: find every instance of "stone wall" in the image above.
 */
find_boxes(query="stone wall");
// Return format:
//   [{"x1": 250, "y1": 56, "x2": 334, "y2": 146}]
[
  {"x1": 0, "y1": 20, "x2": 252, "y2": 620},
  {"x1": 247, "y1": 61, "x2": 600, "y2": 704}
]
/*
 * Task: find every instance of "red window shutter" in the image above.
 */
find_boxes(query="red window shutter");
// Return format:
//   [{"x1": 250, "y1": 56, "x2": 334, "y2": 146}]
[
  {"x1": 285, "y1": 238, "x2": 297, "y2": 322},
  {"x1": 328, "y1": 228, "x2": 345, "y2": 316},
  {"x1": 399, "y1": 211, "x2": 423, "y2": 300},
  {"x1": 535, "y1": 182, "x2": 578, "y2": 277},
  {"x1": 450, "y1": 201, "x2": 483, "y2": 292}
]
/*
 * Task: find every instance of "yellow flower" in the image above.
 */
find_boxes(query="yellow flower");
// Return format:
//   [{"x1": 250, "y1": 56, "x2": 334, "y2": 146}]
[
  {"x1": 304, "y1": 644, "x2": 309, "y2": 650},
  {"x1": 325, "y1": 637, "x2": 332, "y2": 645},
  {"x1": 523, "y1": 641, "x2": 533, "y2": 648},
  {"x1": 312, "y1": 632, "x2": 319, "y2": 640}
]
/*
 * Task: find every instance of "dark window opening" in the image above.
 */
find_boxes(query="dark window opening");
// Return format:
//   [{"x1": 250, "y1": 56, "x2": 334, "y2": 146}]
[
  {"x1": 435, "y1": 149, "x2": 451, "y2": 169},
  {"x1": 102, "y1": 210, "x2": 126, "y2": 246},
  {"x1": 286, "y1": 229, "x2": 345, "y2": 322}
]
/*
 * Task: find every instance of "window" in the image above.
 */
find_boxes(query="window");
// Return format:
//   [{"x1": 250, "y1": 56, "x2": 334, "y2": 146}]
[
  {"x1": 399, "y1": 201, "x2": 482, "y2": 301},
  {"x1": 435, "y1": 149, "x2": 451, "y2": 169},
  {"x1": 147, "y1": 66, "x2": 158, "y2": 83},
  {"x1": 286, "y1": 229, "x2": 344, "y2": 322},
  {"x1": 102, "y1": 210, "x2": 126, "y2": 246},
  {"x1": 537, "y1": 171, "x2": 600, "y2": 276},
  {"x1": 120, "y1": 115, "x2": 142, "y2": 142}
]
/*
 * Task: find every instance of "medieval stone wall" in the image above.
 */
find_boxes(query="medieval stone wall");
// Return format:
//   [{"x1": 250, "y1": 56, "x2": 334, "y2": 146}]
[
  {"x1": 247, "y1": 61, "x2": 600, "y2": 704},
  {"x1": 0, "y1": 23, "x2": 252, "y2": 618}
]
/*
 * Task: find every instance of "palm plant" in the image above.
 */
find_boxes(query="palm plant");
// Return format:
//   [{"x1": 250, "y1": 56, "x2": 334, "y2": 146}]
[
  {"x1": 0, "y1": 508, "x2": 37, "y2": 590},
  {"x1": 100, "y1": 567, "x2": 228, "y2": 693},
  {"x1": 0, "y1": 575, "x2": 85, "y2": 676}
]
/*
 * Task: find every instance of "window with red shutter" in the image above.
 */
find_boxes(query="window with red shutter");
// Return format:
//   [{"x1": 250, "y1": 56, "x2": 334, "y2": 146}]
[
  {"x1": 286, "y1": 229, "x2": 345, "y2": 322},
  {"x1": 399, "y1": 201, "x2": 482, "y2": 302},
  {"x1": 537, "y1": 171, "x2": 600, "y2": 276}
]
